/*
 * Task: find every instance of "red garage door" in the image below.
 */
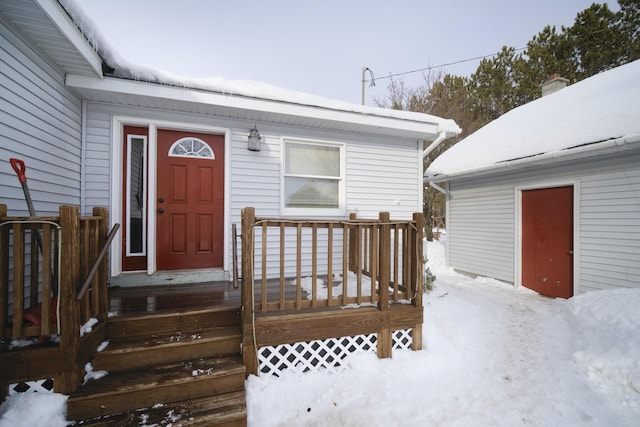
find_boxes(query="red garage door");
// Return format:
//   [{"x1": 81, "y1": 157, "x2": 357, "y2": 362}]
[{"x1": 522, "y1": 186, "x2": 573, "y2": 298}]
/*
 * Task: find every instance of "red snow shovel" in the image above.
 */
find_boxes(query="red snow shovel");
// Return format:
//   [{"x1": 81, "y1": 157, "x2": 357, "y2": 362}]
[
  {"x1": 10, "y1": 158, "x2": 37, "y2": 217},
  {"x1": 10, "y1": 158, "x2": 59, "y2": 340},
  {"x1": 10, "y1": 158, "x2": 58, "y2": 295}
]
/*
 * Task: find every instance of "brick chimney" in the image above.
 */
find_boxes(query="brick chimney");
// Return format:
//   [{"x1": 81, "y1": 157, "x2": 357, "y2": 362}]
[{"x1": 541, "y1": 73, "x2": 570, "y2": 97}]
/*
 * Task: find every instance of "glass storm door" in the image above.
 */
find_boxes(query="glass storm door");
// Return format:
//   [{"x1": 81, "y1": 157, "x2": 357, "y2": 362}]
[{"x1": 156, "y1": 129, "x2": 225, "y2": 270}]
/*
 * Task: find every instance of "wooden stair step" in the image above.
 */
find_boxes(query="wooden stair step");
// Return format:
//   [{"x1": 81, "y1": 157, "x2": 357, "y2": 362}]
[
  {"x1": 75, "y1": 391, "x2": 247, "y2": 426},
  {"x1": 92, "y1": 325, "x2": 241, "y2": 372},
  {"x1": 67, "y1": 356, "x2": 246, "y2": 421},
  {"x1": 107, "y1": 306, "x2": 241, "y2": 339}
]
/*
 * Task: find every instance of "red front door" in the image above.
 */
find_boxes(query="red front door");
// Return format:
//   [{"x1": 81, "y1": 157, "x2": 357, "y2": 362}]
[
  {"x1": 156, "y1": 129, "x2": 224, "y2": 270},
  {"x1": 522, "y1": 186, "x2": 573, "y2": 298}
]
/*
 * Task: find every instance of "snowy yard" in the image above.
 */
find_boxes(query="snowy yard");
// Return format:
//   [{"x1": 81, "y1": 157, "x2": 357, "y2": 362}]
[
  {"x1": 1, "y1": 239, "x2": 639, "y2": 426},
  {"x1": 246, "y1": 239, "x2": 639, "y2": 426}
]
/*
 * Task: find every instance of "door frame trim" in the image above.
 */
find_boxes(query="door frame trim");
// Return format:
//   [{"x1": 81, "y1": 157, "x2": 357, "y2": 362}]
[
  {"x1": 110, "y1": 115, "x2": 231, "y2": 278},
  {"x1": 514, "y1": 179, "x2": 581, "y2": 295}
]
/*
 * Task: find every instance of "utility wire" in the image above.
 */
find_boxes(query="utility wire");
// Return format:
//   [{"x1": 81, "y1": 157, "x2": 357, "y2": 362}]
[
  {"x1": 368, "y1": 24, "x2": 615, "y2": 84},
  {"x1": 365, "y1": 46, "x2": 528, "y2": 84}
]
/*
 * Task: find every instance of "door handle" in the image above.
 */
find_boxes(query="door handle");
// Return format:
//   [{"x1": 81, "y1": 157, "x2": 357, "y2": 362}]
[
  {"x1": 158, "y1": 198, "x2": 164, "y2": 203},
  {"x1": 568, "y1": 250, "x2": 574, "y2": 255},
  {"x1": 157, "y1": 208, "x2": 164, "y2": 214}
]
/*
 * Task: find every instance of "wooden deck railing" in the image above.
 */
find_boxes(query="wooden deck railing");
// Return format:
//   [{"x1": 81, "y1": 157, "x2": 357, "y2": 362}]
[
  {"x1": 0, "y1": 204, "x2": 114, "y2": 397},
  {"x1": 240, "y1": 207, "x2": 424, "y2": 374},
  {"x1": 241, "y1": 208, "x2": 424, "y2": 313}
]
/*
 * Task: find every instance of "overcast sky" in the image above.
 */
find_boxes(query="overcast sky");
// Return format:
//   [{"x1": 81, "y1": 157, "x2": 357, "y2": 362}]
[{"x1": 76, "y1": 0, "x2": 604, "y2": 106}]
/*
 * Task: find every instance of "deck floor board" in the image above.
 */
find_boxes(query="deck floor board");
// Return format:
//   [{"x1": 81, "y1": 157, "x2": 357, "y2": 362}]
[{"x1": 108, "y1": 279, "x2": 310, "y2": 317}]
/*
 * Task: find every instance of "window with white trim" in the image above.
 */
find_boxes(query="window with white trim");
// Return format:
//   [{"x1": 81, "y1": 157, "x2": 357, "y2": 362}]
[{"x1": 282, "y1": 139, "x2": 345, "y2": 215}]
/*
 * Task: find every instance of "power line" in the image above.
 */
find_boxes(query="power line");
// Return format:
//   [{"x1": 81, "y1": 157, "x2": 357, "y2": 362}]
[{"x1": 365, "y1": 47, "x2": 528, "y2": 84}]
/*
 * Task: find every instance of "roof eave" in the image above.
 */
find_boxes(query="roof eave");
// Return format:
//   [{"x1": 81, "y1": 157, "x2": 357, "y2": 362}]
[
  {"x1": 66, "y1": 74, "x2": 449, "y2": 139},
  {"x1": 35, "y1": 0, "x2": 103, "y2": 78},
  {"x1": 425, "y1": 134, "x2": 640, "y2": 182}
]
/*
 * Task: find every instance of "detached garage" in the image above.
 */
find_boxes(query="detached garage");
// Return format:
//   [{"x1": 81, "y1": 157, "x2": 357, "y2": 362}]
[{"x1": 425, "y1": 60, "x2": 640, "y2": 298}]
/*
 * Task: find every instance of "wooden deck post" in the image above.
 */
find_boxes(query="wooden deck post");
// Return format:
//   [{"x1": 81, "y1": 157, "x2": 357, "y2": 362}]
[
  {"x1": 56, "y1": 205, "x2": 83, "y2": 394},
  {"x1": 0, "y1": 205, "x2": 6, "y2": 339},
  {"x1": 93, "y1": 207, "x2": 109, "y2": 323},
  {"x1": 241, "y1": 207, "x2": 259, "y2": 376},
  {"x1": 377, "y1": 212, "x2": 392, "y2": 359},
  {"x1": 411, "y1": 212, "x2": 424, "y2": 351},
  {"x1": 348, "y1": 212, "x2": 357, "y2": 271},
  {"x1": 12, "y1": 223, "x2": 24, "y2": 339},
  {"x1": 0, "y1": 205, "x2": 7, "y2": 401}
]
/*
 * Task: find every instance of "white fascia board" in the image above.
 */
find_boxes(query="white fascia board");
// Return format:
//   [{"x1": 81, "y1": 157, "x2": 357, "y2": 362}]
[
  {"x1": 36, "y1": 0, "x2": 103, "y2": 77},
  {"x1": 65, "y1": 74, "x2": 445, "y2": 138}
]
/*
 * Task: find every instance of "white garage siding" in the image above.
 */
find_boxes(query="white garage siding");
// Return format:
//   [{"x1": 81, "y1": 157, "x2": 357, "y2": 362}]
[
  {"x1": 445, "y1": 147, "x2": 640, "y2": 293},
  {"x1": 1, "y1": 20, "x2": 82, "y2": 216},
  {"x1": 580, "y1": 167, "x2": 640, "y2": 292},
  {"x1": 447, "y1": 183, "x2": 515, "y2": 282}
]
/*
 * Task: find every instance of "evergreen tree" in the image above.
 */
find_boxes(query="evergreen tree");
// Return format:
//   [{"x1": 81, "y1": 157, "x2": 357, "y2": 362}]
[
  {"x1": 616, "y1": 0, "x2": 640, "y2": 63},
  {"x1": 524, "y1": 25, "x2": 576, "y2": 92},
  {"x1": 567, "y1": 3, "x2": 624, "y2": 79}
]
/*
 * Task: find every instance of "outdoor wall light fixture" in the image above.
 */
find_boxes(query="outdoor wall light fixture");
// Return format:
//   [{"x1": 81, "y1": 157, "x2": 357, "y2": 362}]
[{"x1": 247, "y1": 125, "x2": 262, "y2": 151}]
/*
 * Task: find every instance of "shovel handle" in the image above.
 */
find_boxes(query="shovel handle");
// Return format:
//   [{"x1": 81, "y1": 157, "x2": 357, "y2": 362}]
[{"x1": 10, "y1": 158, "x2": 27, "y2": 183}]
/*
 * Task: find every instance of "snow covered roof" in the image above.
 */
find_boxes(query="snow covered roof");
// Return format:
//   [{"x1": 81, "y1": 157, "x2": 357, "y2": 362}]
[
  {"x1": 426, "y1": 59, "x2": 640, "y2": 181},
  {"x1": 49, "y1": 0, "x2": 459, "y2": 139}
]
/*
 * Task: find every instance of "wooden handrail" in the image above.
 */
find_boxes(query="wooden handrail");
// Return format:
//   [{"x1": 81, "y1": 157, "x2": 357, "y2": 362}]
[{"x1": 76, "y1": 223, "x2": 120, "y2": 301}]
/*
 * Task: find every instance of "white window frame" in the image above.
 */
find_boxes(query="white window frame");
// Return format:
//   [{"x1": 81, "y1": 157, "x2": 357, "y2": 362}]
[{"x1": 281, "y1": 137, "x2": 346, "y2": 216}]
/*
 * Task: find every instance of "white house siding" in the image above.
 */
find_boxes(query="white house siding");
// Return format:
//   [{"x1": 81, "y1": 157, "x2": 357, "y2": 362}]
[
  {"x1": 234, "y1": 131, "x2": 421, "y2": 279},
  {"x1": 346, "y1": 138, "x2": 421, "y2": 218},
  {"x1": 83, "y1": 109, "x2": 112, "y2": 211},
  {"x1": 1, "y1": 19, "x2": 82, "y2": 216},
  {"x1": 1, "y1": 17, "x2": 82, "y2": 311},
  {"x1": 82, "y1": 102, "x2": 423, "y2": 280},
  {"x1": 445, "y1": 147, "x2": 640, "y2": 293}
]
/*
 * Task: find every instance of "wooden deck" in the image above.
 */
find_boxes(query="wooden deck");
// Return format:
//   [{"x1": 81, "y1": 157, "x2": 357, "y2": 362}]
[
  {"x1": 108, "y1": 282, "x2": 241, "y2": 316},
  {"x1": 107, "y1": 280, "x2": 310, "y2": 316},
  {"x1": 2, "y1": 205, "x2": 425, "y2": 425}
]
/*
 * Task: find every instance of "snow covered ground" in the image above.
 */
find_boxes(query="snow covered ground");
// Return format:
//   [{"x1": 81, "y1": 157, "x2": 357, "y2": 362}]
[
  {"x1": 1, "y1": 238, "x2": 638, "y2": 426},
  {"x1": 246, "y1": 238, "x2": 640, "y2": 426}
]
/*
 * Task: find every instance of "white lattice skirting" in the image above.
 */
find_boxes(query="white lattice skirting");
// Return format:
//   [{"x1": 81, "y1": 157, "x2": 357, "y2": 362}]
[
  {"x1": 9, "y1": 378, "x2": 54, "y2": 395},
  {"x1": 258, "y1": 328, "x2": 413, "y2": 376}
]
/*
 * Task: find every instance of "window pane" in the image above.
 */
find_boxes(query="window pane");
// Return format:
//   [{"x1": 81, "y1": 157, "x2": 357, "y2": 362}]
[
  {"x1": 169, "y1": 137, "x2": 214, "y2": 159},
  {"x1": 285, "y1": 177, "x2": 339, "y2": 208},
  {"x1": 128, "y1": 137, "x2": 145, "y2": 254},
  {"x1": 285, "y1": 142, "x2": 340, "y2": 177}
]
